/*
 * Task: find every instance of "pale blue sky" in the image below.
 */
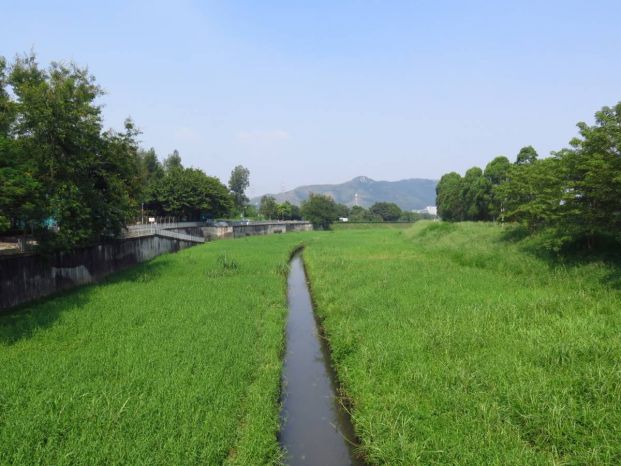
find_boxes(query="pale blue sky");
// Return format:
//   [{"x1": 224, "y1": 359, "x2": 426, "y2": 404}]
[{"x1": 2, "y1": 0, "x2": 620, "y2": 196}]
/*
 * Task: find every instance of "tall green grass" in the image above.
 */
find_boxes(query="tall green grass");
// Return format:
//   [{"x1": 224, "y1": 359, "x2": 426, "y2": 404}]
[
  {"x1": 0, "y1": 234, "x2": 304, "y2": 465},
  {"x1": 303, "y1": 222, "x2": 621, "y2": 464}
]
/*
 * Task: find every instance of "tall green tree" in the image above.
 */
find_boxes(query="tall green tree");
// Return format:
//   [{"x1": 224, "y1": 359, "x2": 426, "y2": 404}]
[
  {"x1": 259, "y1": 195, "x2": 278, "y2": 219},
  {"x1": 555, "y1": 103, "x2": 621, "y2": 245},
  {"x1": 0, "y1": 57, "x2": 40, "y2": 232},
  {"x1": 228, "y1": 165, "x2": 250, "y2": 212},
  {"x1": 495, "y1": 158, "x2": 565, "y2": 232},
  {"x1": 484, "y1": 156, "x2": 511, "y2": 221},
  {"x1": 436, "y1": 172, "x2": 464, "y2": 221},
  {"x1": 6, "y1": 54, "x2": 142, "y2": 250}
]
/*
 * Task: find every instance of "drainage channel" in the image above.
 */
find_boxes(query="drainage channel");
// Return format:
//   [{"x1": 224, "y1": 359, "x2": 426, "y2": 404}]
[{"x1": 280, "y1": 253, "x2": 365, "y2": 466}]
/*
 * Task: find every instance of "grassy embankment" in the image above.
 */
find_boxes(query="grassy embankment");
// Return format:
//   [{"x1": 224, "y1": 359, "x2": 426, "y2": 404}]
[
  {"x1": 0, "y1": 233, "x2": 306, "y2": 465},
  {"x1": 304, "y1": 222, "x2": 621, "y2": 465},
  {"x1": 332, "y1": 222, "x2": 414, "y2": 231}
]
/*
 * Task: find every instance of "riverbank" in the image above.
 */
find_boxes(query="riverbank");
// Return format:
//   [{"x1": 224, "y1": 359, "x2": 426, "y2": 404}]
[
  {"x1": 303, "y1": 222, "x2": 621, "y2": 464},
  {"x1": 0, "y1": 234, "x2": 306, "y2": 465}
]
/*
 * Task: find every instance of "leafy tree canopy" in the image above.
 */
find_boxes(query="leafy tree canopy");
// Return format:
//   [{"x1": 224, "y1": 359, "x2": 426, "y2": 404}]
[
  {"x1": 369, "y1": 202, "x2": 402, "y2": 221},
  {"x1": 259, "y1": 195, "x2": 278, "y2": 220},
  {"x1": 515, "y1": 145, "x2": 538, "y2": 165},
  {"x1": 301, "y1": 193, "x2": 338, "y2": 229}
]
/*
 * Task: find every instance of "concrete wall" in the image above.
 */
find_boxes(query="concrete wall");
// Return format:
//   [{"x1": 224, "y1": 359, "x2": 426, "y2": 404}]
[
  {"x1": 202, "y1": 226, "x2": 234, "y2": 241},
  {"x1": 0, "y1": 236, "x2": 195, "y2": 311},
  {"x1": 232, "y1": 222, "x2": 312, "y2": 238},
  {"x1": 202, "y1": 222, "x2": 312, "y2": 241},
  {"x1": 0, "y1": 221, "x2": 312, "y2": 312}
]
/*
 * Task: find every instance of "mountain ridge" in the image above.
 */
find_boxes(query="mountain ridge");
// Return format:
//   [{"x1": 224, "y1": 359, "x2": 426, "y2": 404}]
[{"x1": 251, "y1": 176, "x2": 437, "y2": 211}]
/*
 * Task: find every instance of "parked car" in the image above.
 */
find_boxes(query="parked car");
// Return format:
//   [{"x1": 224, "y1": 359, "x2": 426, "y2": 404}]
[{"x1": 214, "y1": 221, "x2": 229, "y2": 227}]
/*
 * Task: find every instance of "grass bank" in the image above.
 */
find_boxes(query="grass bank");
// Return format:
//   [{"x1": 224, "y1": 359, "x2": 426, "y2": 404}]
[
  {"x1": 332, "y1": 222, "x2": 415, "y2": 231},
  {"x1": 0, "y1": 233, "x2": 306, "y2": 465},
  {"x1": 303, "y1": 222, "x2": 621, "y2": 464}
]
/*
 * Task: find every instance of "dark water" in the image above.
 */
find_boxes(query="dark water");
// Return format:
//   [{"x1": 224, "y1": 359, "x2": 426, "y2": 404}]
[{"x1": 280, "y1": 254, "x2": 364, "y2": 466}]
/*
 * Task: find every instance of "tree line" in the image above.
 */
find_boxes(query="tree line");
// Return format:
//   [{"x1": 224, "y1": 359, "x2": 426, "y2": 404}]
[
  {"x1": 258, "y1": 193, "x2": 432, "y2": 229},
  {"x1": 436, "y1": 102, "x2": 621, "y2": 250},
  {"x1": 0, "y1": 54, "x2": 251, "y2": 251}
]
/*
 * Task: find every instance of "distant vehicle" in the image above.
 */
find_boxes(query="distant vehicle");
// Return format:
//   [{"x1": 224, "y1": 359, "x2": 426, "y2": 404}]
[{"x1": 214, "y1": 221, "x2": 229, "y2": 227}]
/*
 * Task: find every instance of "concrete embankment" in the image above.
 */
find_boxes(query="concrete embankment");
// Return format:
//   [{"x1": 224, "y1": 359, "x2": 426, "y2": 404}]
[
  {"x1": 0, "y1": 221, "x2": 312, "y2": 311},
  {"x1": 0, "y1": 235, "x2": 195, "y2": 311}
]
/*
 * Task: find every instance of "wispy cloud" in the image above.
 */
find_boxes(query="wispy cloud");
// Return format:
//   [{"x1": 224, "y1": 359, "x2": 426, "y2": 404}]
[{"x1": 236, "y1": 129, "x2": 290, "y2": 142}]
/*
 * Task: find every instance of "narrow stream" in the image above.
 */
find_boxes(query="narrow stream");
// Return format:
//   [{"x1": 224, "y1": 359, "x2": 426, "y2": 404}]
[{"x1": 280, "y1": 253, "x2": 364, "y2": 466}]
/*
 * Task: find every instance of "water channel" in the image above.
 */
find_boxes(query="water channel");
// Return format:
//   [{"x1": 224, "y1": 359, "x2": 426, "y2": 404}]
[{"x1": 280, "y1": 253, "x2": 364, "y2": 466}]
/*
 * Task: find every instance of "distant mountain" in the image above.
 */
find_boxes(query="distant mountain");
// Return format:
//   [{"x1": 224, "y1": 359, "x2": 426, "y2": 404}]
[{"x1": 251, "y1": 176, "x2": 438, "y2": 211}]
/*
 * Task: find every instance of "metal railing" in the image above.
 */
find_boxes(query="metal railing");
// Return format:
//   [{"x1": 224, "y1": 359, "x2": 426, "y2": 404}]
[{"x1": 123, "y1": 223, "x2": 205, "y2": 243}]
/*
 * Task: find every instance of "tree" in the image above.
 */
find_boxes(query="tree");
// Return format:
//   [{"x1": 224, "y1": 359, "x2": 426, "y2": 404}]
[
  {"x1": 0, "y1": 57, "x2": 13, "y2": 136},
  {"x1": 274, "y1": 201, "x2": 302, "y2": 220},
  {"x1": 484, "y1": 156, "x2": 511, "y2": 185},
  {"x1": 515, "y1": 146, "x2": 538, "y2": 165},
  {"x1": 484, "y1": 156, "x2": 511, "y2": 220},
  {"x1": 289, "y1": 203, "x2": 302, "y2": 220},
  {"x1": 0, "y1": 59, "x2": 40, "y2": 232},
  {"x1": 335, "y1": 203, "x2": 350, "y2": 219},
  {"x1": 554, "y1": 103, "x2": 621, "y2": 245},
  {"x1": 434, "y1": 101, "x2": 621, "y2": 252},
  {"x1": 228, "y1": 165, "x2": 250, "y2": 211},
  {"x1": 164, "y1": 150, "x2": 183, "y2": 172},
  {"x1": 151, "y1": 166, "x2": 232, "y2": 219},
  {"x1": 461, "y1": 167, "x2": 491, "y2": 221},
  {"x1": 349, "y1": 205, "x2": 381, "y2": 222},
  {"x1": 244, "y1": 204, "x2": 259, "y2": 218},
  {"x1": 138, "y1": 148, "x2": 164, "y2": 216},
  {"x1": 436, "y1": 172, "x2": 464, "y2": 221},
  {"x1": 369, "y1": 202, "x2": 402, "y2": 221},
  {"x1": 259, "y1": 195, "x2": 278, "y2": 219},
  {"x1": 139, "y1": 148, "x2": 164, "y2": 181},
  {"x1": 6, "y1": 53, "x2": 142, "y2": 251},
  {"x1": 495, "y1": 158, "x2": 564, "y2": 233},
  {"x1": 0, "y1": 136, "x2": 41, "y2": 232},
  {"x1": 277, "y1": 201, "x2": 292, "y2": 220},
  {"x1": 301, "y1": 193, "x2": 338, "y2": 229}
]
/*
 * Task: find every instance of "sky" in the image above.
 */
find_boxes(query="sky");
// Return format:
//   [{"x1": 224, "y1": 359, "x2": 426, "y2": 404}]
[{"x1": 2, "y1": 0, "x2": 621, "y2": 197}]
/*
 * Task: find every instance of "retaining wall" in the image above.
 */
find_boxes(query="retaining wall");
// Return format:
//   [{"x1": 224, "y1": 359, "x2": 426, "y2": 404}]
[
  {"x1": 233, "y1": 222, "x2": 312, "y2": 238},
  {"x1": 1, "y1": 221, "x2": 313, "y2": 311},
  {"x1": 202, "y1": 222, "x2": 312, "y2": 241},
  {"x1": 0, "y1": 236, "x2": 195, "y2": 311}
]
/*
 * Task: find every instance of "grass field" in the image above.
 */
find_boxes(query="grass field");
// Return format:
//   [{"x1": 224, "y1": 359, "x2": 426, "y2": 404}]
[
  {"x1": 0, "y1": 234, "x2": 305, "y2": 465},
  {"x1": 2, "y1": 222, "x2": 620, "y2": 465},
  {"x1": 332, "y1": 222, "x2": 415, "y2": 230},
  {"x1": 303, "y1": 222, "x2": 621, "y2": 464}
]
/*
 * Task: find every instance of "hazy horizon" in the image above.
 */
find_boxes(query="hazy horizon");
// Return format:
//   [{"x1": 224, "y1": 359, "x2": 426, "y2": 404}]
[{"x1": 3, "y1": 0, "x2": 620, "y2": 197}]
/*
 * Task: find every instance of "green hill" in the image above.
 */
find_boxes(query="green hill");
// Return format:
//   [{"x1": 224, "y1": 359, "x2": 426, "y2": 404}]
[{"x1": 251, "y1": 176, "x2": 437, "y2": 210}]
